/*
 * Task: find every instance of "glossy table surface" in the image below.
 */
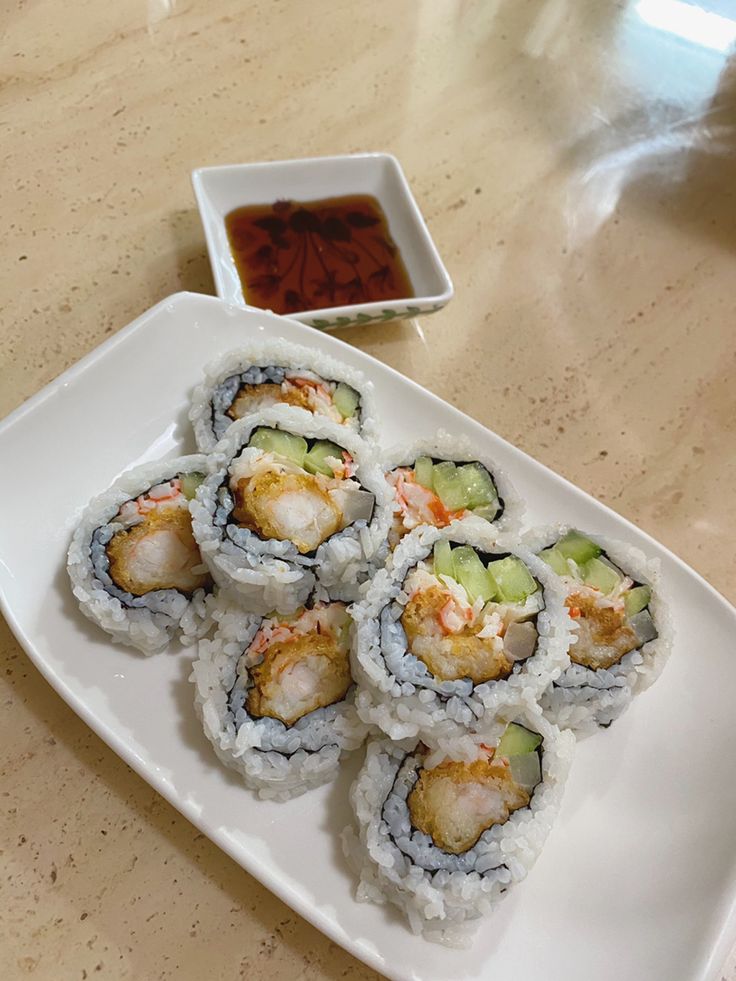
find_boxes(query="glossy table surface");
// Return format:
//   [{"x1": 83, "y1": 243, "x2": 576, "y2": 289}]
[{"x1": 1, "y1": 1, "x2": 735, "y2": 978}]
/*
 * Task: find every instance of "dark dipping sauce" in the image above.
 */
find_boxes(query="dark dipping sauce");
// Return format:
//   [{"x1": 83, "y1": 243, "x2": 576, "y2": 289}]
[{"x1": 225, "y1": 194, "x2": 414, "y2": 315}]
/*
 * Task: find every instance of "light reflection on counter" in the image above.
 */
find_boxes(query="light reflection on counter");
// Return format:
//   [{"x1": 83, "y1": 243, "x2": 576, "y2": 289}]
[
  {"x1": 565, "y1": 0, "x2": 736, "y2": 245},
  {"x1": 636, "y1": 0, "x2": 736, "y2": 53}
]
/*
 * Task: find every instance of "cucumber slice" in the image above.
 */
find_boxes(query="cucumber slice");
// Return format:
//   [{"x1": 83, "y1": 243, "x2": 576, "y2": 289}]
[
  {"x1": 249, "y1": 427, "x2": 307, "y2": 466},
  {"x1": 538, "y1": 546, "x2": 568, "y2": 576},
  {"x1": 414, "y1": 457, "x2": 434, "y2": 490},
  {"x1": 472, "y1": 502, "x2": 499, "y2": 522},
  {"x1": 180, "y1": 472, "x2": 205, "y2": 501},
  {"x1": 333, "y1": 382, "x2": 359, "y2": 419},
  {"x1": 432, "y1": 461, "x2": 470, "y2": 511},
  {"x1": 508, "y1": 752, "x2": 542, "y2": 790},
  {"x1": 303, "y1": 439, "x2": 344, "y2": 477},
  {"x1": 496, "y1": 722, "x2": 542, "y2": 758},
  {"x1": 452, "y1": 546, "x2": 497, "y2": 603},
  {"x1": 556, "y1": 530, "x2": 601, "y2": 564},
  {"x1": 625, "y1": 585, "x2": 651, "y2": 617},
  {"x1": 456, "y1": 463, "x2": 498, "y2": 510},
  {"x1": 580, "y1": 556, "x2": 622, "y2": 594},
  {"x1": 486, "y1": 556, "x2": 538, "y2": 603},
  {"x1": 485, "y1": 563, "x2": 501, "y2": 601},
  {"x1": 433, "y1": 540, "x2": 455, "y2": 580}
]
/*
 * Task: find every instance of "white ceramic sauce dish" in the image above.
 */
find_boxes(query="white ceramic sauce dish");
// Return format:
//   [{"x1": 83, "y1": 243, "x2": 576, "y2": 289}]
[{"x1": 192, "y1": 153, "x2": 453, "y2": 329}]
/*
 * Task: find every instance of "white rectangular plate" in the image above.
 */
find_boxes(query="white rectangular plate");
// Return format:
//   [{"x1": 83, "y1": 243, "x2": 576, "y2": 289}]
[{"x1": 1, "y1": 292, "x2": 735, "y2": 981}]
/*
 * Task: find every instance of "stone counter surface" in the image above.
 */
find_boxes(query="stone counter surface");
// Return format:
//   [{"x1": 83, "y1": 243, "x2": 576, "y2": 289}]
[{"x1": 1, "y1": 1, "x2": 735, "y2": 978}]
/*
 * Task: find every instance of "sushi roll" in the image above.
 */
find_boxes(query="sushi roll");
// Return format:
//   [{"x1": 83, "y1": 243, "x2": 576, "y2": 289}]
[
  {"x1": 190, "y1": 404, "x2": 392, "y2": 614},
  {"x1": 529, "y1": 527, "x2": 672, "y2": 736},
  {"x1": 191, "y1": 588, "x2": 368, "y2": 799},
  {"x1": 67, "y1": 456, "x2": 214, "y2": 655},
  {"x1": 342, "y1": 696, "x2": 574, "y2": 945},
  {"x1": 189, "y1": 339, "x2": 378, "y2": 452},
  {"x1": 351, "y1": 524, "x2": 572, "y2": 740},
  {"x1": 383, "y1": 433, "x2": 523, "y2": 548}
]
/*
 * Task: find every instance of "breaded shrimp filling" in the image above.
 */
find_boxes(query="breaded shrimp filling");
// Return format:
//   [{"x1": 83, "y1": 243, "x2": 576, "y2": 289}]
[
  {"x1": 401, "y1": 586, "x2": 514, "y2": 684},
  {"x1": 227, "y1": 381, "x2": 313, "y2": 420},
  {"x1": 107, "y1": 506, "x2": 209, "y2": 595},
  {"x1": 408, "y1": 757, "x2": 530, "y2": 853},
  {"x1": 233, "y1": 470, "x2": 341, "y2": 554},
  {"x1": 247, "y1": 632, "x2": 352, "y2": 725},
  {"x1": 566, "y1": 591, "x2": 639, "y2": 669}
]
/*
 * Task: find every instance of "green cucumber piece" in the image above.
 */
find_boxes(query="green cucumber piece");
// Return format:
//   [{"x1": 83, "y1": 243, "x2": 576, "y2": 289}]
[
  {"x1": 456, "y1": 463, "x2": 498, "y2": 510},
  {"x1": 508, "y1": 751, "x2": 542, "y2": 790},
  {"x1": 496, "y1": 722, "x2": 542, "y2": 758},
  {"x1": 472, "y1": 503, "x2": 499, "y2": 522},
  {"x1": 452, "y1": 546, "x2": 497, "y2": 603},
  {"x1": 333, "y1": 382, "x2": 359, "y2": 419},
  {"x1": 180, "y1": 472, "x2": 205, "y2": 501},
  {"x1": 303, "y1": 439, "x2": 344, "y2": 477},
  {"x1": 538, "y1": 546, "x2": 568, "y2": 576},
  {"x1": 625, "y1": 585, "x2": 651, "y2": 617},
  {"x1": 487, "y1": 556, "x2": 538, "y2": 603},
  {"x1": 485, "y1": 563, "x2": 502, "y2": 600},
  {"x1": 556, "y1": 530, "x2": 601, "y2": 564},
  {"x1": 414, "y1": 456, "x2": 434, "y2": 490},
  {"x1": 249, "y1": 427, "x2": 307, "y2": 466},
  {"x1": 432, "y1": 540, "x2": 455, "y2": 580},
  {"x1": 580, "y1": 556, "x2": 622, "y2": 594},
  {"x1": 432, "y1": 461, "x2": 470, "y2": 511}
]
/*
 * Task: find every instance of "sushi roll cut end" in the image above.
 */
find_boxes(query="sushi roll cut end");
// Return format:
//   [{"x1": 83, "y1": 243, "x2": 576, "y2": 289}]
[
  {"x1": 243, "y1": 602, "x2": 352, "y2": 726},
  {"x1": 534, "y1": 526, "x2": 670, "y2": 735},
  {"x1": 343, "y1": 706, "x2": 571, "y2": 945},
  {"x1": 193, "y1": 592, "x2": 366, "y2": 800},
  {"x1": 226, "y1": 426, "x2": 375, "y2": 555},
  {"x1": 68, "y1": 458, "x2": 214, "y2": 655},
  {"x1": 387, "y1": 458, "x2": 501, "y2": 546},
  {"x1": 398, "y1": 540, "x2": 543, "y2": 685},
  {"x1": 105, "y1": 476, "x2": 210, "y2": 595},
  {"x1": 189, "y1": 341, "x2": 377, "y2": 451},
  {"x1": 538, "y1": 530, "x2": 658, "y2": 670},
  {"x1": 409, "y1": 744, "x2": 536, "y2": 854}
]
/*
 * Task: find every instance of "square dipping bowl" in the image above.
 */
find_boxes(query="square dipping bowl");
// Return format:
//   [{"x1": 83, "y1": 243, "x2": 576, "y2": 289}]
[{"x1": 191, "y1": 153, "x2": 454, "y2": 330}]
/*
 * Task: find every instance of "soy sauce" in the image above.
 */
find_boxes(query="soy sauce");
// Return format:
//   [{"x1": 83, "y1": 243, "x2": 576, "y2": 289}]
[{"x1": 225, "y1": 194, "x2": 414, "y2": 315}]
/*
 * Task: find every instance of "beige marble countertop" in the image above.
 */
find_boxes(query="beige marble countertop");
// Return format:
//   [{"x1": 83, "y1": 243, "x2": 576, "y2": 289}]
[{"x1": 2, "y1": 1, "x2": 735, "y2": 978}]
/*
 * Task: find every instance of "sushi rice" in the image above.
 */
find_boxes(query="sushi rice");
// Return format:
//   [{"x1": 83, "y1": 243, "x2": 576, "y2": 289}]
[
  {"x1": 351, "y1": 524, "x2": 574, "y2": 741},
  {"x1": 67, "y1": 454, "x2": 215, "y2": 655},
  {"x1": 189, "y1": 338, "x2": 380, "y2": 452},
  {"x1": 190, "y1": 404, "x2": 392, "y2": 614},
  {"x1": 342, "y1": 694, "x2": 574, "y2": 946},
  {"x1": 525, "y1": 525, "x2": 673, "y2": 736},
  {"x1": 191, "y1": 589, "x2": 368, "y2": 800}
]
